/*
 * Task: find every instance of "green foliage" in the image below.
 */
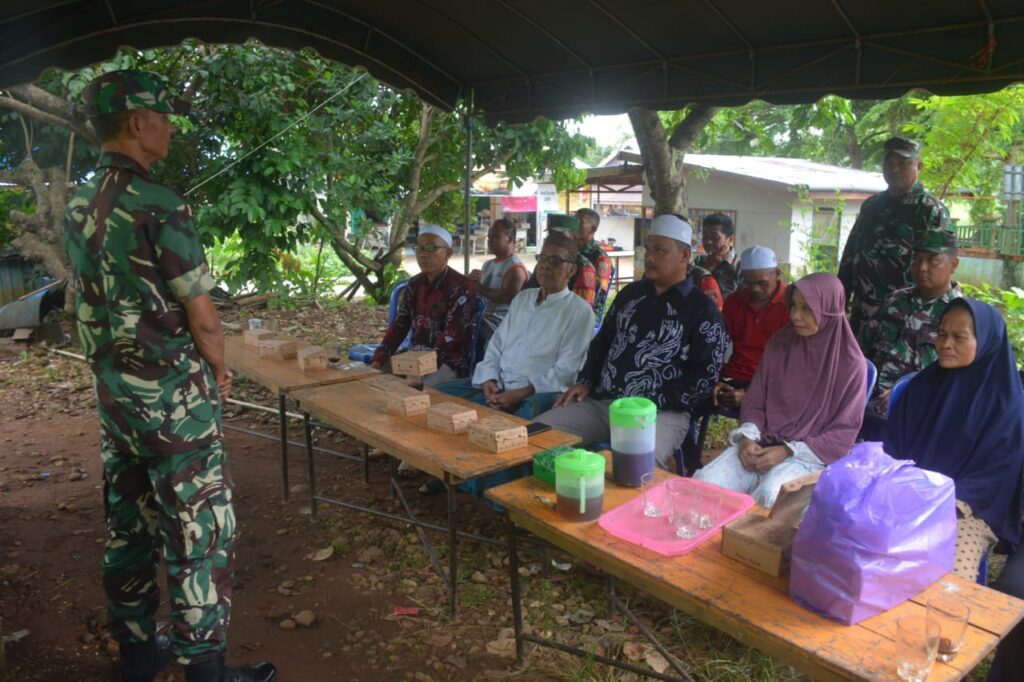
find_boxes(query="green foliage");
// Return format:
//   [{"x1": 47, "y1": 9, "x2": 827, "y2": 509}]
[
  {"x1": 960, "y1": 282, "x2": 1024, "y2": 366},
  {"x1": 0, "y1": 188, "x2": 31, "y2": 248},
  {"x1": 906, "y1": 85, "x2": 1024, "y2": 200},
  {"x1": 368, "y1": 264, "x2": 409, "y2": 305}
]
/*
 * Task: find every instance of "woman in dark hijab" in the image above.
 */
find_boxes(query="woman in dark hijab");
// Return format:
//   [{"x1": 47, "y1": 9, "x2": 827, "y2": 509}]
[{"x1": 884, "y1": 298, "x2": 1024, "y2": 682}]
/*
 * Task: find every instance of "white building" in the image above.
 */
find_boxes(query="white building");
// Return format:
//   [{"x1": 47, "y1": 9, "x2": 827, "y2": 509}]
[{"x1": 583, "y1": 149, "x2": 887, "y2": 273}]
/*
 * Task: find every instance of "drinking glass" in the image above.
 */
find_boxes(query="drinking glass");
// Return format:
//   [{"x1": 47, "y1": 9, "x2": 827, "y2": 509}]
[
  {"x1": 896, "y1": 614, "x2": 941, "y2": 682},
  {"x1": 697, "y1": 486, "x2": 723, "y2": 530},
  {"x1": 927, "y1": 596, "x2": 970, "y2": 662},
  {"x1": 669, "y1": 486, "x2": 699, "y2": 539},
  {"x1": 248, "y1": 318, "x2": 263, "y2": 330},
  {"x1": 640, "y1": 472, "x2": 660, "y2": 518}
]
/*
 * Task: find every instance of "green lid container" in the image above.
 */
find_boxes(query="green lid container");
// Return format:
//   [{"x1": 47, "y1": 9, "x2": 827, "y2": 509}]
[
  {"x1": 532, "y1": 445, "x2": 576, "y2": 486},
  {"x1": 609, "y1": 397, "x2": 657, "y2": 428},
  {"x1": 554, "y1": 448, "x2": 606, "y2": 478}
]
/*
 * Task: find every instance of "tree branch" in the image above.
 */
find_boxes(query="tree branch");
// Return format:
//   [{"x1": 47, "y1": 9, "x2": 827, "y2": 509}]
[
  {"x1": 667, "y1": 103, "x2": 718, "y2": 152},
  {"x1": 0, "y1": 95, "x2": 99, "y2": 146},
  {"x1": 310, "y1": 205, "x2": 379, "y2": 272}
]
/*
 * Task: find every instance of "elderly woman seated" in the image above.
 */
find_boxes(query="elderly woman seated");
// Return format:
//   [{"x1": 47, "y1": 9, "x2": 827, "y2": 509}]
[
  {"x1": 695, "y1": 273, "x2": 866, "y2": 507},
  {"x1": 883, "y1": 298, "x2": 1024, "y2": 682}
]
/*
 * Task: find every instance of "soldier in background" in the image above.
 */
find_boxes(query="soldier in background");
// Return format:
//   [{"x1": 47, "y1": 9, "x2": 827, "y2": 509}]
[
  {"x1": 837, "y1": 137, "x2": 950, "y2": 338},
  {"x1": 858, "y1": 229, "x2": 962, "y2": 439},
  {"x1": 65, "y1": 70, "x2": 275, "y2": 682}
]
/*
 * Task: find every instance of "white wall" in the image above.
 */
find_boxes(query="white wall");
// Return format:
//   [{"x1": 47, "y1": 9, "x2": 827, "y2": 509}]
[{"x1": 685, "y1": 171, "x2": 795, "y2": 262}]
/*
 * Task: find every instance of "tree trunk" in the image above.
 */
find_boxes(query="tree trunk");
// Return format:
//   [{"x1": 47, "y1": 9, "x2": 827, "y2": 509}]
[
  {"x1": 844, "y1": 126, "x2": 863, "y2": 169},
  {"x1": 629, "y1": 109, "x2": 687, "y2": 216},
  {"x1": 629, "y1": 105, "x2": 718, "y2": 217},
  {"x1": 3, "y1": 158, "x2": 75, "y2": 311}
]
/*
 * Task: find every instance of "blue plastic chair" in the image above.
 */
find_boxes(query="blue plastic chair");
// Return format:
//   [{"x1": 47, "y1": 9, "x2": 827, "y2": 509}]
[
  {"x1": 886, "y1": 371, "x2": 918, "y2": 418},
  {"x1": 348, "y1": 279, "x2": 411, "y2": 361},
  {"x1": 467, "y1": 294, "x2": 487, "y2": 372},
  {"x1": 864, "y1": 359, "x2": 878, "y2": 406}
]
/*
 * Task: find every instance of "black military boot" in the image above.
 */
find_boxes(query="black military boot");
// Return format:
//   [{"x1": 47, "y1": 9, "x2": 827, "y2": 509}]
[
  {"x1": 119, "y1": 634, "x2": 172, "y2": 682},
  {"x1": 185, "y1": 653, "x2": 277, "y2": 682}
]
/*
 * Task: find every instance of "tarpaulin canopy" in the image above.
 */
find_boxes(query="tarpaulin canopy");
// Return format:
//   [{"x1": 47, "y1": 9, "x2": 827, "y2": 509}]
[{"x1": 1, "y1": 1, "x2": 1022, "y2": 124}]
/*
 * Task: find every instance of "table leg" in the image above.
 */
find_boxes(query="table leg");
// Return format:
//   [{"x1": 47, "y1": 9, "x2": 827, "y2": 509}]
[
  {"x1": 387, "y1": 456, "x2": 397, "y2": 501},
  {"x1": 446, "y1": 472, "x2": 459, "y2": 623},
  {"x1": 304, "y1": 412, "x2": 317, "y2": 520},
  {"x1": 278, "y1": 393, "x2": 289, "y2": 500},
  {"x1": 507, "y1": 526, "x2": 525, "y2": 667},
  {"x1": 361, "y1": 443, "x2": 370, "y2": 484}
]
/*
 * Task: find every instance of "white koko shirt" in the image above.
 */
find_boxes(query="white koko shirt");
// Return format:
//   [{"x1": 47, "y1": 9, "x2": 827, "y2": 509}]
[{"x1": 472, "y1": 286, "x2": 596, "y2": 394}]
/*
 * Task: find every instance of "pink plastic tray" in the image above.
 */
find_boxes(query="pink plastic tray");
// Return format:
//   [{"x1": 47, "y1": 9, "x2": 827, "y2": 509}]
[{"x1": 598, "y1": 478, "x2": 754, "y2": 556}]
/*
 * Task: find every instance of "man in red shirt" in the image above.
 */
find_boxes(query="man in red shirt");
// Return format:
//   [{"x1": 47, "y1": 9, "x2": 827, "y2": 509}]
[{"x1": 714, "y1": 246, "x2": 789, "y2": 409}]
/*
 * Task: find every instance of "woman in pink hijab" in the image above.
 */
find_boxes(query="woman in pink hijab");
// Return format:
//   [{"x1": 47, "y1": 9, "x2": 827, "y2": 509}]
[{"x1": 696, "y1": 273, "x2": 866, "y2": 506}]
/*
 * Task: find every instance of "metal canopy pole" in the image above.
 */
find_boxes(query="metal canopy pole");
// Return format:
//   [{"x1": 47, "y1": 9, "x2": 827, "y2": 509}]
[{"x1": 463, "y1": 93, "x2": 474, "y2": 274}]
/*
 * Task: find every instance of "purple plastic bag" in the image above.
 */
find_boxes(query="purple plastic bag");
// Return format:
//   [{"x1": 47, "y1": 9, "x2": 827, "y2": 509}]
[{"x1": 789, "y1": 442, "x2": 956, "y2": 625}]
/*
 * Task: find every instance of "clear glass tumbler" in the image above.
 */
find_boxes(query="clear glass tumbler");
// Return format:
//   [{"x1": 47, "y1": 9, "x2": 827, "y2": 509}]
[
  {"x1": 896, "y1": 614, "x2": 941, "y2": 682},
  {"x1": 640, "y1": 472, "x2": 660, "y2": 518},
  {"x1": 927, "y1": 595, "x2": 970, "y2": 662}
]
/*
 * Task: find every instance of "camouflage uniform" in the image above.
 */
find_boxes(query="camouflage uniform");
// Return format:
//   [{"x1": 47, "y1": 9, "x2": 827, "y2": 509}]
[
  {"x1": 65, "y1": 71, "x2": 233, "y2": 666},
  {"x1": 837, "y1": 184, "x2": 949, "y2": 338},
  {"x1": 860, "y1": 282, "x2": 963, "y2": 392}
]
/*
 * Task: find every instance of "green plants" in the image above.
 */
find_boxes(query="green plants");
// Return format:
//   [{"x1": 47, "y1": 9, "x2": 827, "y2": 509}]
[{"x1": 960, "y1": 282, "x2": 1024, "y2": 366}]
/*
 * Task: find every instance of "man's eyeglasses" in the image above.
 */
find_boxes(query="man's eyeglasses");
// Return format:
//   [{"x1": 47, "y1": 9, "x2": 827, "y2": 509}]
[
  {"x1": 414, "y1": 244, "x2": 448, "y2": 254},
  {"x1": 535, "y1": 254, "x2": 574, "y2": 266}
]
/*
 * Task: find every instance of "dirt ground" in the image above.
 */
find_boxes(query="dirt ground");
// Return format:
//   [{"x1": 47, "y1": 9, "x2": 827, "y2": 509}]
[{"x1": 0, "y1": 301, "x2": 799, "y2": 682}]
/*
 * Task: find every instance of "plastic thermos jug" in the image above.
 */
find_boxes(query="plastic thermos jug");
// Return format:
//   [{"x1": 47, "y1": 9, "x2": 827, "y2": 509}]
[
  {"x1": 609, "y1": 397, "x2": 657, "y2": 487},
  {"x1": 554, "y1": 449, "x2": 606, "y2": 522}
]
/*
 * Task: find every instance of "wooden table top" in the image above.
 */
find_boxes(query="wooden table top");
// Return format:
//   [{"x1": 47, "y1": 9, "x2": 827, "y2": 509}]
[
  {"x1": 290, "y1": 377, "x2": 579, "y2": 481},
  {"x1": 224, "y1": 335, "x2": 379, "y2": 394},
  {"x1": 487, "y1": 461, "x2": 1024, "y2": 682}
]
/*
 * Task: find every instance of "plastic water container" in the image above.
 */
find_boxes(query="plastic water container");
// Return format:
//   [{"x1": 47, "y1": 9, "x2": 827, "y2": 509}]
[
  {"x1": 554, "y1": 449, "x2": 605, "y2": 522},
  {"x1": 347, "y1": 343, "x2": 378, "y2": 363},
  {"x1": 609, "y1": 397, "x2": 657, "y2": 487}
]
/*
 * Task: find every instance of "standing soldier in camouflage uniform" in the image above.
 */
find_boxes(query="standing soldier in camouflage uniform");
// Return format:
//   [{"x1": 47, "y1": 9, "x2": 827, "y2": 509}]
[
  {"x1": 837, "y1": 137, "x2": 950, "y2": 338},
  {"x1": 858, "y1": 229, "x2": 962, "y2": 439},
  {"x1": 64, "y1": 70, "x2": 275, "y2": 682}
]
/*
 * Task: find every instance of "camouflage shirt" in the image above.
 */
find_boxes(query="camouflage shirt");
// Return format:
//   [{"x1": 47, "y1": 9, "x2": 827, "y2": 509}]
[
  {"x1": 64, "y1": 151, "x2": 221, "y2": 457},
  {"x1": 837, "y1": 182, "x2": 949, "y2": 337},
  {"x1": 859, "y1": 282, "x2": 963, "y2": 392}
]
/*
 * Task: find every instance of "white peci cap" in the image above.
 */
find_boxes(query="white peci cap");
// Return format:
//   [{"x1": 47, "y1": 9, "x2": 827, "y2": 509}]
[
  {"x1": 649, "y1": 214, "x2": 692, "y2": 246},
  {"x1": 418, "y1": 224, "x2": 453, "y2": 247},
  {"x1": 740, "y1": 245, "x2": 778, "y2": 270}
]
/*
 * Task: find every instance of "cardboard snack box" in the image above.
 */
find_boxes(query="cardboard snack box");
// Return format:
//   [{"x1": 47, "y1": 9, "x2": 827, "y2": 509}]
[
  {"x1": 386, "y1": 387, "x2": 431, "y2": 416},
  {"x1": 391, "y1": 350, "x2": 438, "y2": 377},
  {"x1": 258, "y1": 338, "x2": 297, "y2": 360},
  {"x1": 468, "y1": 417, "x2": 528, "y2": 453},
  {"x1": 720, "y1": 471, "x2": 820, "y2": 578},
  {"x1": 243, "y1": 328, "x2": 278, "y2": 347},
  {"x1": 426, "y1": 402, "x2": 477, "y2": 434},
  {"x1": 297, "y1": 345, "x2": 328, "y2": 372}
]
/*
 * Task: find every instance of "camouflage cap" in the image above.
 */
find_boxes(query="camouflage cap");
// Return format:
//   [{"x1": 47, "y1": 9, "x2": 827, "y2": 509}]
[
  {"x1": 84, "y1": 69, "x2": 190, "y2": 118},
  {"x1": 546, "y1": 214, "x2": 581, "y2": 232},
  {"x1": 914, "y1": 229, "x2": 957, "y2": 254},
  {"x1": 883, "y1": 136, "x2": 921, "y2": 159}
]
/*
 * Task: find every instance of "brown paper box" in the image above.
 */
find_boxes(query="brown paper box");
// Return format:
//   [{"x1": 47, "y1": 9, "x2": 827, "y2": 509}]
[
  {"x1": 386, "y1": 388, "x2": 431, "y2": 416},
  {"x1": 391, "y1": 350, "x2": 438, "y2": 377},
  {"x1": 720, "y1": 471, "x2": 821, "y2": 578},
  {"x1": 244, "y1": 328, "x2": 278, "y2": 347},
  {"x1": 297, "y1": 345, "x2": 328, "y2": 372},
  {"x1": 258, "y1": 338, "x2": 297, "y2": 359},
  {"x1": 468, "y1": 417, "x2": 528, "y2": 453},
  {"x1": 426, "y1": 402, "x2": 477, "y2": 434}
]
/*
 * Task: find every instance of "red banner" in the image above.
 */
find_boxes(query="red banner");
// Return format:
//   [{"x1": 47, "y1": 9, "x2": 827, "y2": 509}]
[{"x1": 501, "y1": 196, "x2": 537, "y2": 212}]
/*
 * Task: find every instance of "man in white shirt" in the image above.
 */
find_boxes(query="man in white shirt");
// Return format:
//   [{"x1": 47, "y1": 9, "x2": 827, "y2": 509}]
[
  {"x1": 426, "y1": 232, "x2": 594, "y2": 497},
  {"x1": 436, "y1": 231, "x2": 595, "y2": 418},
  {"x1": 474, "y1": 231, "x2": 595, "y2": 414}
]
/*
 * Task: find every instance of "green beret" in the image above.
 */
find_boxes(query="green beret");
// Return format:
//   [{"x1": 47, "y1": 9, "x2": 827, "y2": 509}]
[
  {"x1": 546, "y1": 214, "x2": 581, "y2": 232},
  {"x1": 84, "y1": 69, "x2": 190, "y2": 118},
  {"x1": 914, "y1": 229, "x2": 957, "y2": 254}
]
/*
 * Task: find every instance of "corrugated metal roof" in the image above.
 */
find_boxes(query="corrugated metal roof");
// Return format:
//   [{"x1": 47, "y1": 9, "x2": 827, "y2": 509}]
[
  {"x1": 684, "y1": 154, "x2": 887, "y2": 193},
  {"x1": 0, "y1": 250, "x2": 43, "y2": 307}
]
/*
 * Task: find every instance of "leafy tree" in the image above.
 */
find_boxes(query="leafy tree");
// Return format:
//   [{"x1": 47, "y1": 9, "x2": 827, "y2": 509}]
[{"x1": 0, "y1": 41, "x2": 593, "y2": 302}]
